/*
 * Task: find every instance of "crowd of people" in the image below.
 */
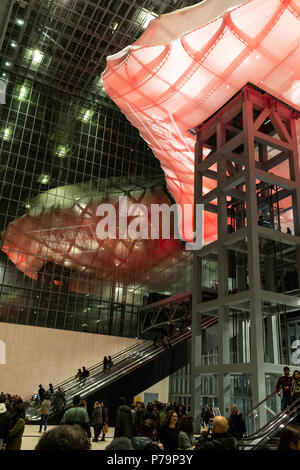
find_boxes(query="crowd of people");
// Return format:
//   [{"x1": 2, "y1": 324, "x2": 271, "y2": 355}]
[
  {"x1": 276, "y1": 366, "x2": 300, "y2": 410},
  {"x1": 1, "y1": 389, "x2": 300, "y2": 451},
  {"x1": 1, "y1": 365, "x2": 299, "y2": 451}
]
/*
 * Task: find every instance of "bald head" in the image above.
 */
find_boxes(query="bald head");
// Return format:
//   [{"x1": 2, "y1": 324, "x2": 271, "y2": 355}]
[{"x1": 212, "y1": 416, "x2": 229, "y2": 434}]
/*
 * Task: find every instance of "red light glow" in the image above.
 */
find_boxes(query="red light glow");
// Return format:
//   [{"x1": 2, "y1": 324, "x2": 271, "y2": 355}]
[{"x1": 102, "y1": 0, "x2": 300, "y2": 242}]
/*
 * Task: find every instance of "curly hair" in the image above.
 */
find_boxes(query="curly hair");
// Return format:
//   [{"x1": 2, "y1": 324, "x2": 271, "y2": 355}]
[{"x1": 178, "y1": 415, "x2": 193, "y2": 434}]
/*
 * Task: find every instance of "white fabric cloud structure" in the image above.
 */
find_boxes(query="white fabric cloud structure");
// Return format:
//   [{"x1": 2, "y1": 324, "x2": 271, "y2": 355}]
[{"x1": 102, "y1": 0, "x2": 300, "y2": 242}]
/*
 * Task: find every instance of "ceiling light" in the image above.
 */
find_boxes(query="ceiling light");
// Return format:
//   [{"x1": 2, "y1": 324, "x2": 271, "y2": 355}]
[
  {"x1": 5, "y1": 61, "x2": 11, "y2": 67},
  {"x1": 56, "y1": 144, "x2": 69, "y2": 158},
  {"x1": 24, "y1": 203, "x2": 31, "y2": 210},
  {"x1": 10, "y1": 41, "x2": 17, "y2": 48},
  {"x1": 2, "y1": 127, "x2": 12, "y2": 141},
  {"x1": 18, "y1": 85, "x2": 29, "y2": 101},
  {"x1": 79, "y1": 109, "x2": 94, "y2": 123},
  {"x1": 32, "y1": 50, "x2": 44, "y2": 64},
  {"x1": 111, "y1": 21, "x2": 119, "y2": 34},
  {"x1": 38, "y1": 174, "x2": 50, "y2": 185},
  {"x1": 16, "y1": 19, "x2": 24, "y2": 25},
  {"x1": 2, "y1": 73, "x2": 7, "y2": 77}
]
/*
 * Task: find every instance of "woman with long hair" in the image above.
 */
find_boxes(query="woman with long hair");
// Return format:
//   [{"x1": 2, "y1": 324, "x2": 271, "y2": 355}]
[
  {"x1": 277, "y1": 425, "x2": 300, "y2": 450},
  {"x1": 157, "y1": 409, "x2": 179, "y2": 451},
  {"x1": 291, "y1": 370, "x2": 300, "y2": 403},
  {"x1": 178, "y1": 415, "x2": 196, "y2": 450},
  {"x1": 228, "y1": 404, "x2": 246, "y2": 438}
]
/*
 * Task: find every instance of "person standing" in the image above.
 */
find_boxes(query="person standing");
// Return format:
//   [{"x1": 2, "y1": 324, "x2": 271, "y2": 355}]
[
  {"x1": 75, "y1": 368, "x2": 83, "y2": 383},
  {"x1": 108, "y1": 355, "x2": 113, "y2": 370},
  {"x1": 100, "y1": 400, "x2": 109, "y2": 441},
  {"x1": 38, "y1": 384, "x2": 46, "y2": 403},
  {"x1": 91, "y1": 402, "x2": 103, "y2": 442},
  {"x1": 291, "y1": 370, "x2": 300, "y2": 403},
  {"x1": 0, "y1": 393, "x2": 12, "y2": 451},
  {"x1": 157, "y1": 410, "x2": 179, "y2": 451},
  {"x1": 276, "y1": 366, "x2": 293, "y2": 410},
  {"x1": 48, "y1": 384, "x2": 54, "y2": 396},
  {"x1": 39, "y1": 393, "x2": 51, "y2": 433},
  {"x1": 228, "y1": 404, "x2": 246, "y2": 438},
  {"x1": 114, "y1": 397, "x2": 134, "y2": 439},
  {"x1": 195, "y1": 416, "x2": 236, "y2": 451},
  {"x1": 103, "y1": 356, "x2": 109, "y2": 373},
  {"x1": 60, "y1": 395, "x2": 91, "y2": 439},
  {"x1": 81, "y1": 366, "x2": 90, "y2": 385},
  {"x1": 51, "y1": 386, "x2": 66, "y2": 415},
  {"x1": 178, "y1": 415, "x2": 196, "y2": 450},
  {"x1": 203, "y1": 404, "x2": 213, "y2": 426}
]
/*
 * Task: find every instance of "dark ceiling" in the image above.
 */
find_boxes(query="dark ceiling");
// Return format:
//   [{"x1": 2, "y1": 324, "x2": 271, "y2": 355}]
[{"x1": 0, "y1": 0, "x2": 202, "y2": 100}]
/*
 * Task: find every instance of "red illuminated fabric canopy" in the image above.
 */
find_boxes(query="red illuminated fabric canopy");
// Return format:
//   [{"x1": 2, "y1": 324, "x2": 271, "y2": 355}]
[
  {"x1": 1, "y1": 181, "x2": 187, "y2": 290},
  {"x1": 102, "y1": 0, "x2": 300, "y2": 242}
]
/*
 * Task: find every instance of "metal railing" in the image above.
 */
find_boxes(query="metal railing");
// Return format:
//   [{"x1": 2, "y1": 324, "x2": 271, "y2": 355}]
[{"x1": 25, "y1": 327, "x2": 192, "y2": 421}]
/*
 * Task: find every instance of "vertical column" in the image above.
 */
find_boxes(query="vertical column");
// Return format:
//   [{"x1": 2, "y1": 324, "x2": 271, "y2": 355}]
[
  {"x1": 242, "y1": 94, "x2": 266, "y2": 407},
  {"x1": 192, "y1": 140, "x2": 203, "y2": 426},
  {"x1": 287, "y1": 117, "x2": 300, "y2": 293}
]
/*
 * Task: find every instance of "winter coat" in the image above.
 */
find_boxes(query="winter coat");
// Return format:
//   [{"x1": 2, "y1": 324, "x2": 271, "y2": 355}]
[
  {"x1": 6, "y1": 418, "x2": 25, "y2": 450},
  {"x1": 178, "y1": 431, "x2": 196, "y2": 450},
  {"x1": 0, "y1": 403, "x2": 12, "y2": 444},
  {"x1": 291, "y1": 379, "x2": 300, "y2": 400},
  {"x1": 60, "y1": 405, "x2": 91, "y2": 438},
  {"x1": 91, "y1": 407, "x2": 103, "y2": 427},
  {"x1": 195, "y1": 432, "x2": 236, "y2": 451},
  {"x1": 114, "y1": 405, "x2": 134, "y2": 439},
  {"x1": 51, "y1": 390, "x2": 66, "y2": 411},
  {"x1": 132, "y1": 436, "x2": 161, "y2": 451},
  {"x1": 39, "y1": 399, "x2": 51, "y2": 416},
  {"x1": 102, "y1": 406, "x2": 109, "y2": 425},
  {"x1": 158, "y1": 425, "x2": 179, "y2": 451},
  {"x1": 228, "y1": 413, "x2": 246, "y2": 438},
  {"x1": 276, "y1": 375, "x2": 293, "y2": 397}
]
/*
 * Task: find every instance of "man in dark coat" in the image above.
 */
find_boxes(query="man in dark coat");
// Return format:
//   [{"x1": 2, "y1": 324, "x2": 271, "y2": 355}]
[
  {"x1": 51, "y1": 387, "x2": 66, "y2": 414},
  {"x1": 114, "y1": 397, "x2": 134, "y2": 439},
  {"x1": 195, "y1": 416, "x2": 236, "y2": 451},
  {"x1": 38, "y1": 384, "x2": 46, "y2": 403},
  {"x1": 0, "y1": 393, "x2": 12, "y2": 450}
]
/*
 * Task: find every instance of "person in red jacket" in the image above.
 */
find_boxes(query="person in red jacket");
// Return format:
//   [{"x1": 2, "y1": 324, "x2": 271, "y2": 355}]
[{"x1": 276, "y1": 366, "x2": 293, "y2": 411}]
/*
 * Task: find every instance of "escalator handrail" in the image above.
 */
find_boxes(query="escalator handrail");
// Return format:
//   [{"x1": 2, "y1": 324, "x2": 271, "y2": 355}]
[
  {"x1": 26, "y1": 327, "x2": 191, "y2": 420},
  {"x1": 243, "y1": 390, "x2": 278, "y2": 418},
  {"x1": 24, "y1": 338, "x2": 151, "y2": 405},
  {"x1": 243, "y1": 396, "x2": 300, "y2": 440}
]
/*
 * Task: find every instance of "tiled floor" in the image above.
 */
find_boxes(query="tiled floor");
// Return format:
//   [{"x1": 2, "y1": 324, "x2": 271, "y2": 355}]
[{"x1": 21, "y1": 425, "x2": 114, "y2": 450}]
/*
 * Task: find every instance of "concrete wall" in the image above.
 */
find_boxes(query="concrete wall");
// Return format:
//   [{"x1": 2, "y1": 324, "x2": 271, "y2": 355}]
[
  {"x1": 135, "y1": 376, "x2": 170, "y2": 404},
  {"x1": 0, "y1": 322, "x2": 137, "y2": 399}
]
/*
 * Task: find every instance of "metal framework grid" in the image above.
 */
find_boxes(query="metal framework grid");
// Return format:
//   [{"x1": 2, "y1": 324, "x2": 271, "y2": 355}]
[
  {"x1": 192, "y1": 83, "x2": 300, "y2": 422},
  {"x1": 0, "y1": 0, "x2": 201, "y2": 337}
]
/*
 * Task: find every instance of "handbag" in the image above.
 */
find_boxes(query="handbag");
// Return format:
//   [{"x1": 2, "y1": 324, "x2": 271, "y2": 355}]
[{"x1": 103, "y1": 423, "x2": 108, "y2": 434}]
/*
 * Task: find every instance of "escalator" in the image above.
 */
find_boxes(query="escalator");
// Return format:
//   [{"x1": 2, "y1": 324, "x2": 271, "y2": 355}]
[
  {"x1": 237, "y1": 393, "x2": 300, "y2": 450},
  {"x1": 24, "y1": 289, "x2": 218, "y2": 425},
  {"x1": 25, "y1": 327, "x2": 192, "y2": 425}
]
